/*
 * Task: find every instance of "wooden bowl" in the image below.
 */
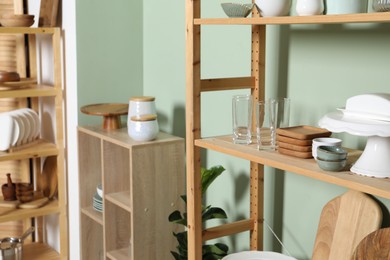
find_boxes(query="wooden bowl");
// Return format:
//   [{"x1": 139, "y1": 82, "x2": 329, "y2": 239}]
[
  {"x1": 0, "y1": 14, "x2": 34, "y2": 27},
  {"x1": 0, "y1": 71, "x2": 20, "y2": 82}
]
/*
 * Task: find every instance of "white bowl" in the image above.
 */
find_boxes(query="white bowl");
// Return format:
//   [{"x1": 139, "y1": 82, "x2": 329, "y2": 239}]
[
  {"x1": 255, "y1": 0, "x2": 291, "y2": 17},
  {"x1": 128, "y1": 114, "x2": 159, "y2": 141},
  {"x1": 96, "y1": 184, "x2": 103, "y2": 198},
  {"x1": 312, "y1": 137, "x2": 342, "y2": 159}
]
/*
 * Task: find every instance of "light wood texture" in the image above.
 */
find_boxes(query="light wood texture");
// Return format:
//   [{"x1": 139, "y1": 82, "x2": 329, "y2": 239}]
[
  {"x1": 0, "y1": 27, "x2": 67, "y2": 258},
  {"x1": 195, "y1": 12, "x2": 390, "y2": 25},
  {"x1": 78, "y1": 126, "x2": 185, "y2": 260},
  {"x1": 23, "y1": 242, "x2": 60, "y2": 259},
  {"x1": 186, "y1": 7, "x2": 390, "y2": 260},
  {"x1": 203, "y1": 219, "x2": 254, "y2": 241},
  {"x1": 80, "y1": 103, "x2": 128, "y2": 130},
  {"x1": 39, "y1": 0, "x2": 59, "y2": 27},
  {"x1": 312, "y1": 190, "x2": 382, "y2": 260},
  {"x1": 352, "y1": 227, "x2": 390, "y2": 260},
  {"x1": 276, "y1": 126, "x2": 331, "y2": 140}
]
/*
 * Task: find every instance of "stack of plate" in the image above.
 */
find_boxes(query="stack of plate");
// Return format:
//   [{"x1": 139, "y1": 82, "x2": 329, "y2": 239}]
[
  {"x1": 93, "y1": 191, "x2": 103, "y2": 213},
  {"x1": 276, "y1": 126, "x2": 331, "y2": 159}
]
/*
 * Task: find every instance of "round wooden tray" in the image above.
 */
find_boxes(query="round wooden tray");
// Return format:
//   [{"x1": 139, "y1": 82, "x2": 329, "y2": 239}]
[{"x1": 80, "y1": 103, "x2": 128, "y2": 130}]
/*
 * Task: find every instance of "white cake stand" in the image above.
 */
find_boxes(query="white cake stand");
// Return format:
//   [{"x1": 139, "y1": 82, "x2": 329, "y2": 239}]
[{"x1": 319, "y1": 111, "x2": 390, "y2": 178}]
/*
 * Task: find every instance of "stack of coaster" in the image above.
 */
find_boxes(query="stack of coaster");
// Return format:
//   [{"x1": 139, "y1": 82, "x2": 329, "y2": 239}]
[{"x1": 276, "y1": 126, "x2": 332, "y2": 159}]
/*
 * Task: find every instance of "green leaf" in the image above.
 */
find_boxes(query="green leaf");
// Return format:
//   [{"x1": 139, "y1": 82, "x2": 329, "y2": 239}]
[
  {"x1": 201, "y1": 165, "x2": 225, "y2": 194},
  {"x1": 202, "y1": 207, "x2": 228, "y2": 222},
  {"x1": 169, "y1": 210, "x2": 187, "y2": 226},
  {"x1": 202, "y1": 243, "x2": 229, "y2": 259}
]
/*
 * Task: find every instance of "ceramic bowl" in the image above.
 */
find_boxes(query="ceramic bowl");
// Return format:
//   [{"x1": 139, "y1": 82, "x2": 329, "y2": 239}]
[
  {"x1": 317, "y1": 157, "x2": 347, "y2": 172},
  {"x1": 255, "y1": 0, "x2": 291, "y2": 17},
  {"x1": 0, "y1": 14, "x2": 35, "y2": 27},
  {"x1": 96, "y1": 184, "x2": 103, "y2": 198},
  {"x1": 221, "y1": 3, "x2": 254, "y2": 17},
  {"x1": 312, "y1": 137, "x2": 342, "y2": 159},
  {"x1": 317, "y1": 145, "x2": 347, "y2": 161},
  {"x1": 128, "y1": 114, "x2": 159, "y2": 142}
]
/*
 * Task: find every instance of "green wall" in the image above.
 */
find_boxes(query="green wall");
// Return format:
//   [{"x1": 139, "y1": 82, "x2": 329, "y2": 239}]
[
  {"x1": 76, "y1": 0, "x2": 143, "y2": 125},
  {"x1": 78, "y1": 0, "x2": 390, "y2": 258}
]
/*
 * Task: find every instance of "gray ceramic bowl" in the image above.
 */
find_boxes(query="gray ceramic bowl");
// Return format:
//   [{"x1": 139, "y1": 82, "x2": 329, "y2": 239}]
[
  {"x1": 221, "y1": 3, "x2": 254, "y2": 17},
  {"x1": 317, "y1": 157, "x2": 347, "y2": 172},
  {"x1": 317, "y1": 145, "x2": 347, "y2": 161}
]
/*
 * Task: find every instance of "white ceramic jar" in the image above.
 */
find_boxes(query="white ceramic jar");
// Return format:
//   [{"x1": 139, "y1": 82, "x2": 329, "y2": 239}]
[
  {"x1": 296, "y1": 0, "x2": 324, "y2": 16},
  {"x1": 128, "y1": 114, "x2": 159, "y2": 142},
  {"x1": 255, "y1": 0, "x2": 291, "y2": 17},
  {"x1": 128, "y1": 96, "x2": 156, "y2": 117}
]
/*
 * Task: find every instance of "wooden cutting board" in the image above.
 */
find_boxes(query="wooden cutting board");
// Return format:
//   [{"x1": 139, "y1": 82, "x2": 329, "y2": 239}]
[
  {"x1": 352, "y1": 228, "x2": 390, "y2": 259},
  {"x1": 312, "y1": 190, "x2": 382, "y2": 260},
  {"x1": 39, "y1": 0, "x2": 59, "y2": 27},
  {"x1": 277, "y1": 125, "x2": 332, "y2": 140}
]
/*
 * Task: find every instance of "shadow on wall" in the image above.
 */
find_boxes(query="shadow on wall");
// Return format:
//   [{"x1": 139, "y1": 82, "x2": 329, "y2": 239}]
[{"x1": 157, "y1": 104, "x2": 186, "y2": 139}]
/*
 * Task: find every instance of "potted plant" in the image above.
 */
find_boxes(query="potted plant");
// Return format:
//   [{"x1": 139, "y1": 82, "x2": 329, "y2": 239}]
[{"x1": 168, "y1": 165, "x2": 229, "y2": 260}]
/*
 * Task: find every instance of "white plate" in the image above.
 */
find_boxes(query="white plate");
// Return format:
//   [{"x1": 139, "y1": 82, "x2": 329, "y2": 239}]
[
  {"x1": 25, "y1": 108, "x2": 40, "y2": 140},
  {"x1": 0, "y1": 113, "x2": 14, "y2": 151},
  {"x1": 223, "y1": 251, "x2": 297, "y2": 260},
  {"x1": 10, "y1": 110, "x2": 30, "y2": 145},
  {"x1": 337, "y1": 107, "x2": 390, "y2": 122},
  {"x1": 10, "y1": 113, "x2": 24, "y2": 146},
  {"x1": 19, "y1": 109, "x2": 36, "y2": 142}
]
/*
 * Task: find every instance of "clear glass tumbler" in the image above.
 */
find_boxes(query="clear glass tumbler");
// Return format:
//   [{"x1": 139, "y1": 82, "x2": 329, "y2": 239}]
[
  {"x1": 256, "y1": 99, "x2": 278, "y2": 150},
  {"x1": 232, "y1": 94, "x2": 253, "y2": 145}
]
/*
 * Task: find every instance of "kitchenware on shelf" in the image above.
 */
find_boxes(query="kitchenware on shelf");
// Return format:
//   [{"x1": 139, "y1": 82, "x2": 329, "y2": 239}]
[
  {"x1": 96, "y1": 183, "x2": 102, "y2": 198},
  {"x1": 0, "y1": 14, "x2": 35, "y2": 27},
  {"x1": 325, "y1": 0, "x2": 368, "y2": 14},
  {"x1": 319, "y1": 93, "x2": 390, "y2": 178},
  {"x1": 40, "y1": 156, "x2": 58, "y2": 199},
  {"x1": 221, "y1": 3, "x2": 254, "y2": 18},
  {"x1": 255, "y1": 0, "x2": 291, "y2": 17},
  {"x1": 0, "y1": 113, "x2": 14, "y2": 151},
  {"x1": 0, "y1": 227, "x2": 35, "y2": 260},
  {"x1": 312, "y1": 137, "x2": 342, "y2": 160},
  {"x1": 1, "y1": 173, "x2": 16, "y2": 201},
  {"x1": 222, "y1": 251, "x2": 297, "y2": 260},
  {"x1": 256, "y1": 99, "x2": 278, "y2": 150},
  {"x1": 372, "y1": 0, "x2": 390, "y2": 11},
  {"x1": 0, "y1": 71, "x2": 20, "y2": 83},
  {"x1": 80, "y1": 103, "x2": 128, "y2": 130},
  {"x1": 128, "y1": 96, "x2": 156, "y2": 117},
  {"x1": 39, "y1": 0, "x2": 59, "y2": 27},
  {"x1": 276, "y1": 125, "x2": 332, "y2": 158},
  {"x1": 15, "y1": 183, "x2": 34, "y2": 203},
  {"x1": 232, "y1": 95, "x2": 253, "y2": 145},
  {"x1": 93, "y1": 192, "x2": 103, "y2": 213},
  {"x1": 316, "y1": 157, "x2": 347, "y2": 172},
  {"x1": 296, "y1": 0, "x2": 324, "y2": 16},
  {"x1": 317, "y1": 145, "x2": 347, "y2": 161},
  {"x1": 128, "y1": 114, "x2": 159, "y2": 141}
]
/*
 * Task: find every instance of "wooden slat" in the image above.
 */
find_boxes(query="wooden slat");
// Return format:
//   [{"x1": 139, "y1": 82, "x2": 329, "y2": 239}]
[
  {"x1": 195, "y1": 136, "x2": 390, "y2": 199},
  {"x1": 202, "y1": 219, "x2": 254, "y2": 241},
  {"x1": 195, "y1": 12, "x2": 390, "y2": 25},
  {"x1": 200, "y1": 77, "x2": 255, "y2": 92}
]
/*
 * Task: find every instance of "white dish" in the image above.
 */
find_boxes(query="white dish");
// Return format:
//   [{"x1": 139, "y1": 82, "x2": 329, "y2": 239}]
[
  {"x1": 337, "y1": 108, "x2": 390, "y2": 122},
  {"x1": 26, "y1": 108, "x2": 40, "y2": 139},
  {"x1": 223, "y1": 251, "x2": 297, "y2": 260},
  {"x1": 11, "y1": 110, "x2": 29, "y2": 145},
  {"x1": 345, "y1": 93, "x2": 390, "y2": 118},
  {"x1": 10, "y1": 113, "x2": 25, "y2": 146},
  {"x1": 0, "y1": 113, "x2": 14, "y2": 151},
  {"x1": 19, "y1": 109, "x2": 36, "y2": 142}
]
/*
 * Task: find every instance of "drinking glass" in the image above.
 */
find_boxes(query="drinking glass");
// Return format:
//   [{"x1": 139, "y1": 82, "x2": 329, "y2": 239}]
[
  {"x1": 232, "y1": 95, "x2": 253, "y2": 145},
  {"x1": 256, "y1": 99, "x2": 278, "y2": 150}
]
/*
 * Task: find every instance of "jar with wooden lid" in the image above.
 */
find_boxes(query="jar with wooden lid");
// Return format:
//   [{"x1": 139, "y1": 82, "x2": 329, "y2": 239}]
[
  {"x1": 128, "y1": 96, "x2": 156, "y2": 117},
  {"x1": 128, "y1": 114, "x2": 159, "y2": 141}
]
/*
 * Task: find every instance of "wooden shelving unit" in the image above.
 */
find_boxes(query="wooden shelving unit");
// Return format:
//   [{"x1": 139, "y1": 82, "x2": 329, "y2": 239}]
[
  {"x1": 0, "y1": 27, "x2": 67, "y2": 259},
  {"x1": 78, "y1": 126, "x2": 185, "y2": 260},
  {"x1": 185, "y1": 3, "x2": 390, "y2": 259}
]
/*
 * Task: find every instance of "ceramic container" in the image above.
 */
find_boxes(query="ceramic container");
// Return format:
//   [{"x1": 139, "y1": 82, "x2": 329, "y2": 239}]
[
  {"x1": 128, "y1": 96, "x2": 156, "y2": 117},
  {"x1": 325, "y1": 0, "x2": 368, "y2": 14},
  {"x1": 317, "y1": 157, "x2": 347, "y2": 172},
  {"x1": 296, "y1": 0, "x2": 324, "y2": 15},
  {"x1": 0, "y1": 113, "x2": 14, "y2": 151},
  {"x1": 312, "y1": 137, "x2": 342, "y2": 159},
  {"x1": 317, "y1": 145, "x2": 347, "y2": 161},
  {"x1": 255, "y1": 0, "x2": 291, "y2": 17},
  {"x1": 128, "y1": 114, "x2": 159, "y2": 142}
]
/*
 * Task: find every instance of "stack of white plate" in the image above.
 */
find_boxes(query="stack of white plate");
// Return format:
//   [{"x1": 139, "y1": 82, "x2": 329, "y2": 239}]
[
  {"x1": 93, "y1": 192, "x2": 103, "y2": 212},
  {"x1": 0, "y1": 108, "x2": 40, "y2": 151}
]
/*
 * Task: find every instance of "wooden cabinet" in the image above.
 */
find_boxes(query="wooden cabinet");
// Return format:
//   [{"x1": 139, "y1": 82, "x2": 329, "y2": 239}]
[
  {"x1": 185, "y1": 6, "x2": 390, "y2": 260},
  {"x1": 0, "y1": 27, "x2": 67, "y2": 259},
  {"x1": 78, "y1": 126, "x2": 184, "y2": 260}
]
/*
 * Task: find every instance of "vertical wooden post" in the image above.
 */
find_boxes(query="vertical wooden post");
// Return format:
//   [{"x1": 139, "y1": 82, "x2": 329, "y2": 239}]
[
  {"x1": 186, "y1": 0, "x2": 202, "y2": 259},
  {"x1": 250, "y1": 23, "x2": 266, "y2": 250}
]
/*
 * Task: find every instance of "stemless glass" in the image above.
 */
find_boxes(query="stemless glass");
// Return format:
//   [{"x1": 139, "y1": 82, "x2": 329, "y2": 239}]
[
  {"x1": 232, "y1": 95, "x2": 253, "y2": 145},
  {"x1": 256, "y1": 99, "x2": 278, "y2": 150}
]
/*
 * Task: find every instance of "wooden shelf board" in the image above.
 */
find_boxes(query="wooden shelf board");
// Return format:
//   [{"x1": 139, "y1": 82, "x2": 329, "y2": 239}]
[
  {"x1": 0, "y1": 140, "x2": 58, "y2": 161},
  {"x1": 0, "y1": 199, "x2": 59, "y2": 223},
  {"x1": 0, "y1": 85, "x2": 58, "y2": 98},
  {"x1": 105, "y1": 191, "x2": 131, "y2": 212},
  {"x1": 195, "y1": 135, "x2": 390, "y2": 199},
  {"x1": 107, "y1": 247, "x2": 130, "y2": 260},
  {"x1": 0, "y1": 27, "x2": 57, "y2": 34},
  {"x1": 81, "y1": 206, "x2": 103, "y2": 225},
  {"x1": 195, "y1": 12, "x2": 390, "y2": 25},
  {"x1": 23, "y1": 242, "x2": 60, "y2": 259}
]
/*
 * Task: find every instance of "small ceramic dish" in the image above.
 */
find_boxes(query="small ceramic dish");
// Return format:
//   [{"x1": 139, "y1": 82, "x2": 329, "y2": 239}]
[
  {"x1": 221, "y1": 3, "x2": 254, "y2": 17},
  {"x1": 0, "y1": 113, "x2": 14, "y2": 151},
  {"x1": 317, "y1": 157, "x2": 347, "y2": 172},
  {"x1": 317, "y1": 145, "x2": 348, "y2": 161},
  {"x1": 96, "y1": 184, "x2": 103, "y2": 198}
]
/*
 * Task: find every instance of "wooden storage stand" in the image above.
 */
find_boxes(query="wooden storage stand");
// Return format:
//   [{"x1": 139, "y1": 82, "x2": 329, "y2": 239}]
[
  {"x1": 78, "y1": 126, "x2": 185, "y2": 260},
  {"x1": 185, "y1": 4, "x2": 390, "y2": 260},
  {"x1": 0, "y1": 27, "x2": 67, "y2": 259}
]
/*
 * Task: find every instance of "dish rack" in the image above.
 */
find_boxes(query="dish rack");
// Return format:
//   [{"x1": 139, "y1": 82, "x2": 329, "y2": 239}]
[{"x1": 373, "y1": 0, "x2": 390, "y2": 11}]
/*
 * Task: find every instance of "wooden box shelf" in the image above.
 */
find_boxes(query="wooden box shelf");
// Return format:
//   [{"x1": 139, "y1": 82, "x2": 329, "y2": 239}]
[
  {"x1": 78, "y1": 126, "x2": 185, "y2": 260},
  {"x1": 185, "y1": 2, "x2": 390, "y2": 259}
]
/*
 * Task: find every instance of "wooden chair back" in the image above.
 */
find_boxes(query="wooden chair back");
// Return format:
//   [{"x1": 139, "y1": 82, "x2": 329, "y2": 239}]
[{"x1": 312, "y1": 190, "x2": 382, "y2": 260}]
